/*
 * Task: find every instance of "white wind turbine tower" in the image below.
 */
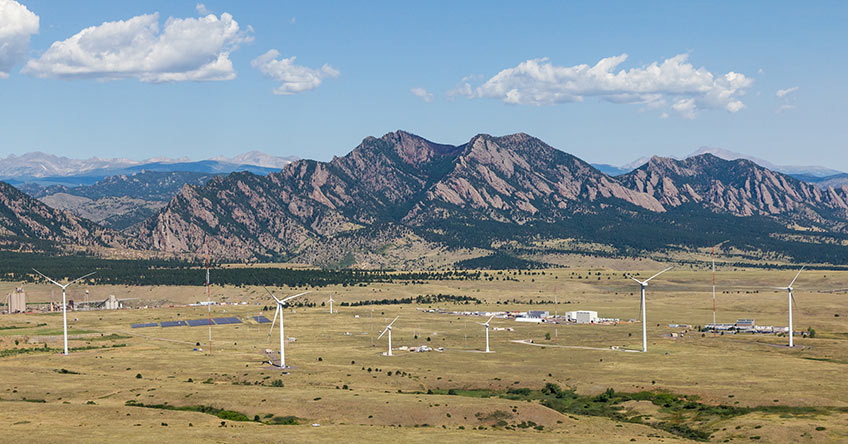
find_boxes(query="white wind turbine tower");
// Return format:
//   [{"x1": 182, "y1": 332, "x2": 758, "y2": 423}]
[
  {"x1": 32, "y1": 269, "x2": 95, "y2": 356},
  {"x1": 477, "y1": 314, "x2": 496, "y2": 353},
  {"x1": 377, "y1": 316, "x2": 399, "y2": 356},
  {"x1": 627, "y1": 266, "x2": 673, "y2": 353},
  {"x1": 328, "y1": 295, "x2": 335, "y2": 314},
  {"x1": 772, "y1": 267, "x2": 803, "y2": 347},
  {"x1": 264, "y1": 288, "x2": 311, "y2": 368}
]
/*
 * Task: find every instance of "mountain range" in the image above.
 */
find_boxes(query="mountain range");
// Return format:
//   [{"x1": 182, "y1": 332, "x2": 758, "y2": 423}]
[
  {"x1": 2, "y1": 131, "x2": 847, "y2": 267},
  {"x1": 0, "y1": 151, "x2": 297, "y2": 186},
  {"x1": 591, "y1": 147, "x2": 848, "y2": 188}
]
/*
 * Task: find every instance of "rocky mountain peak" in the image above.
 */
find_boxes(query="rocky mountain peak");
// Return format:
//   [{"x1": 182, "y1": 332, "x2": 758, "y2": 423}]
[{"x1": 378, "y1": 130, "x2": 464, "y2": 167}]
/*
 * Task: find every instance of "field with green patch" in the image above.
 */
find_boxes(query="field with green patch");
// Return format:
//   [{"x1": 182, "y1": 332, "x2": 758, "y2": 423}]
[{"x1": 1, "y1": 267, "x2": 847, "y2": 443}]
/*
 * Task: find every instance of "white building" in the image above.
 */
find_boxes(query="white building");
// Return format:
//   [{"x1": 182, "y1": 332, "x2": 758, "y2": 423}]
[
  {"x1": 566, "y1": 310, "x2": 598, "y2": 324},
  {"x1": 7, "y1": 288, "x2": 26, "y2": 313},
  {"x1": 515, "y1": 317, "x2": 544, "y2": 323}
]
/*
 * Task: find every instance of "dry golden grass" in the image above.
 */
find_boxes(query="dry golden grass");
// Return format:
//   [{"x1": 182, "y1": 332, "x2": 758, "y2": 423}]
[{"x1": 1, "y1": 267, "x2": 847, "y2": 443}]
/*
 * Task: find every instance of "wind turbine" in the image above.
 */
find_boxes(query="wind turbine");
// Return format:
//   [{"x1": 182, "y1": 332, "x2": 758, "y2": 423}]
[
  {"x1": 772, "y1": 267, "x2": 803, "y2": 347},
  {"x1": 263, "y1": 288, "x2": 310, "y2": 368},
  {"x1": 377, "y1": 316, "x2": 399, "y2": 356},
  {"x1": 32, "y1": 269, "x2": 95, "y2": 355},
  {"x1": 626, "y1": 266, "x2": 673, "y2": 353},
  {"x1": 328, "y1": 295, "x2": 335, "y2": 314},
  {"x1": 477, "y1": 314, "x2": 496, "y2": 353},
  {"x1": 205, "y1": 246, "x2": 212, "y2": 355}
]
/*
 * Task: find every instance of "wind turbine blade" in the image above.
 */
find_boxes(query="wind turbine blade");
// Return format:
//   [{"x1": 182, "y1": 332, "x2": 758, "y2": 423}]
[
  {"x1": 31, "y1": 269, "x2": 62, "y2": 287},
  {"x1": 268, "y1": 305, "x2": 279, "y2": 337},
  {"x1": 387, "y1": 315, "x2": 400, "y2": 328},
  {"x1": 788, "y1": 267, "x2": 804, "y2": 288},
  {"x1": 377, "y1": 327, "x2": 389, "y2": 340},
  {"x1": 282, "y1": 291, "x2": 311, "y2": 303},
  {"x1": 770, "y1": 286, "x2": 790, "y2": 290},
  {"x1": 247, "y1": 269, "x2": 280, "y2": 302},
  {"x1": 644, "y1": 266, "x2": 673, "y2": 283},
  {"x1": 475, "y1": 322, "x2": 486, "y2": 326},
  {"x1": 259, "y1": 284, "x2": 279, "y2": 300},
  {"x1": 68, "y1": 271, "x2": 96, "y2": 285},
  {"x1": 626, "y1": 275, "x2": 644, "y2": 285},
  {"x1": 486, "y1": 314, "x2": 495, "y2": 324},
  {"x1": 791, "y1": 293, "x2": 799, "y2": 311}
]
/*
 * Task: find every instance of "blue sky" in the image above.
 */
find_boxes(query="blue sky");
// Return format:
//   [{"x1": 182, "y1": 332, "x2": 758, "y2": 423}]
[{"x1": 1, "y1": 1, "x2": 846, "y2": 169}]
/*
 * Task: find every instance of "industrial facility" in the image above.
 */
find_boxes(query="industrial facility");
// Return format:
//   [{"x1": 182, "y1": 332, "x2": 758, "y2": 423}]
[
  {"x1": 566, "y1": 310, "x2": 598, "y2": 324},
  {"x1": 5, "y1": 288, "x2": 26, "y2": 314}
]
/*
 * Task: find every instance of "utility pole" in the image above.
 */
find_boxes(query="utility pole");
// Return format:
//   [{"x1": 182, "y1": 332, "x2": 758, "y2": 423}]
[
  {"x1": 555, "y1": 291, "x2": 558, "y2": 339},
  {"x1": 712, "y1": 245, "x2": 716, "y2": 337}
]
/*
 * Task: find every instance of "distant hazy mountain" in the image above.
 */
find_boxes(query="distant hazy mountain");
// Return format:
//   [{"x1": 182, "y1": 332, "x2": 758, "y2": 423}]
[
  {"x1": 810, "y1": 173, "x2": 848, "y2": 189},
  {"x1": 23, "y1": 171, "x2": 218, "y2": 230},
  {"x1": 590, "y1": 163, "x2": 630, "y2": 176},
  {"x1": 0, "y1": 151, "x2": 297, "y2": 185},
  {"x1": 211, "y1": 151, "x2": 295, "y2": 169},
  {"x1": 686, "y1": 147, "x2": 844, "y2": 178}
]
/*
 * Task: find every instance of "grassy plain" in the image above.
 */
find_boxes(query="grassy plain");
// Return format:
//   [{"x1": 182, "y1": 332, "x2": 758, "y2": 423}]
[{"x1": 1, "y1": 267, "x2": 847, "y2": 443}]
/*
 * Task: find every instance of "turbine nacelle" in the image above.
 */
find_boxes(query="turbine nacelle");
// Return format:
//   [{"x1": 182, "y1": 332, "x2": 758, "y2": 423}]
[
  {"x1": 377, "y1": 316, "x2": 399, "y2": 340},
  {"x1": 626, "y1": 266, "x2": 672, "y2": 288},
  {"x1": 477, "y1": 314, "x2": 496, "y2": 328}
]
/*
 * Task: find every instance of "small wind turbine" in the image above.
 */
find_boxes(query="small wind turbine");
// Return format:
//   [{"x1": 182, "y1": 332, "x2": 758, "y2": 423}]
[
  {"x1": 263, "y1": 288, "x2": 310, "y2": 368},
  {"x1": 32, "y1": 269, "x2": 95, "y2": 356},
  {"x1": 626, "y1": 266, "x2": 673, "y2": 353},
  {"x1": 477, "y1": 314, "x2": 495, "y2": 353},
  {"x1": 772, "y1": 267, "x2": 803, "y2": 347},
  {"x1": 328, "y1": 295, "x2": 335, "y2": 314},
  {"x1": 377, "y1": 316, "x2": 399, "y2": 356}
]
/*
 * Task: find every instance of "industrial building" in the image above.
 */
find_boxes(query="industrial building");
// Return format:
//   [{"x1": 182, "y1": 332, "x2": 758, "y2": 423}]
[
  {"x1": 704, "y1": 319, "x2": 792, "y2": 335},
  {"x1": 566, "y1": 310, "x2": 599, "y2": 324},
  {"x1": 6, "y1": 288, "x2": 26, "y2": 313}
]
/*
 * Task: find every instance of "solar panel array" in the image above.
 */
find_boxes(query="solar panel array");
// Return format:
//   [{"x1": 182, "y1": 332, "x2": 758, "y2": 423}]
[
  {"x1": 132, "y1": 317, "x2": 245, "y2": 328},
  {"x1": 252, "y1": 316, "x2": 271, "y2": 324},
  {"x1": 214, "y1": 317, "x2": 242, "y2": 325},
  {"x1": 160, "y1": 320, "x2": 187, "y2": 327}
]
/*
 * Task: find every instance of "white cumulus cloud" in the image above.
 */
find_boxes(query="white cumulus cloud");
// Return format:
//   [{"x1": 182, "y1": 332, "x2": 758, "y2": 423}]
[
  {"x1": 22, "y1": 11, "x2": 251, "y2": 82},
  {"x1": 410, "y1": 87, "x2": 433, "y2": 102},
  {"x1": 462, "y1": 54, "x2": 752, "y2": 118},
  {"x1": 776, "y1": 86, "x2": 798, "y2": 98},
  {"x1": 251, "y1": 49, "x2": 339, "y2": 95},
  {"x1": 0, "y1": 0, "x2": 39, "y2": 78}
]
